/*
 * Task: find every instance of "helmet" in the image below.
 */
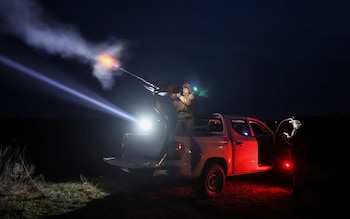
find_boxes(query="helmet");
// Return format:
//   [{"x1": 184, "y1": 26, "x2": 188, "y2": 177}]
[{"x1": 182, "y1": 82, "x2": 193, "y2": 93}]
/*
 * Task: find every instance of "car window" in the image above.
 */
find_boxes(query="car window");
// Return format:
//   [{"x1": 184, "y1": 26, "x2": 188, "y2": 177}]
[
  {"x1": 208, "y1": 119, "x2": 223, "y2": 132},
  {"x1": 249, "y1": 121, "x2": 270, "y2": 137},
  {"x1": 231, "y1": 119, "x2": 251, "y2": 136},
  {"x1": 195, "y1": 117, "x2": 223, "y2": 134}
]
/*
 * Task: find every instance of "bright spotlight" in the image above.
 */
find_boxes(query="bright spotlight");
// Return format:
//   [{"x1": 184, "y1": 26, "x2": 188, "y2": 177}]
[{"x1": 139, "y1": 118, "x2": 152, "y2": 131}]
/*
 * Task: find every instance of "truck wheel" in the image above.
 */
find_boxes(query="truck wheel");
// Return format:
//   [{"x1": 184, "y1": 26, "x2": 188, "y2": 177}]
[{"x1": 194, "y1": 163, "x2": 225, "y2": 198}]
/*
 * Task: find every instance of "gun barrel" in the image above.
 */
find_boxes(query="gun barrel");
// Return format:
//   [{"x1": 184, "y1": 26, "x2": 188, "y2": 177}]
[{"x1": 113, "y1": 65, "x2": 159, "y2": 90}]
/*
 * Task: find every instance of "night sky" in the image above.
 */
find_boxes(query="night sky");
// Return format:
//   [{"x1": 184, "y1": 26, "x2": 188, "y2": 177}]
[{"x1": 0, "y1": 0, "x2": 349, "y2": 121}]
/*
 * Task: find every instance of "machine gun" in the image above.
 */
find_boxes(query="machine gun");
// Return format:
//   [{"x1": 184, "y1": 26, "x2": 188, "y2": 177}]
[{"x1": 97, "y1": 53, "x2": 179, "y2": 96}]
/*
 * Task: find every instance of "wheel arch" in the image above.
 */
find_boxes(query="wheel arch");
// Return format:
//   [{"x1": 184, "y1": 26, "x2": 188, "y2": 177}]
[{"x1": 202, "y1": 157, "x2": 228, "y2": 176}]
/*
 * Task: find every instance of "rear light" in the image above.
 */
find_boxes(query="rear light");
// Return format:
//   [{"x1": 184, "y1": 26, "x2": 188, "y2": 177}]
[
  {"x1": 174, "y1": 142, "x2": 184, "y2": 160},
  {"x1": 176, "y1": 142, "x2": 183, "y2": 151},
  {"x1": 167, "y1": 141, "x2": 184, "y2": 160},
  {"x1": 282, "y1": 160, "x2": 293, "y2": 170}
]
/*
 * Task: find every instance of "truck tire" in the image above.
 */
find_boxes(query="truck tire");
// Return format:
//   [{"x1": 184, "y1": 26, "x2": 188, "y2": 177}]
[{"x1": 194, "y1": 163, "x2": 225, "y2": 198}]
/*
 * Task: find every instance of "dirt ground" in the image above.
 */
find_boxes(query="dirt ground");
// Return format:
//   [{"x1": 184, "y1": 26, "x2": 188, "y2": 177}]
[{"x1": 45, "y1": 168, "x2": 347, "y2": 219}]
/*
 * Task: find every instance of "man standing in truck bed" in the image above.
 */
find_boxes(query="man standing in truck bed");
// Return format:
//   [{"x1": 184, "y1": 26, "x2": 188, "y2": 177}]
[{"x1": 170, "y1": 82, "x2": 197, "y2": 136}]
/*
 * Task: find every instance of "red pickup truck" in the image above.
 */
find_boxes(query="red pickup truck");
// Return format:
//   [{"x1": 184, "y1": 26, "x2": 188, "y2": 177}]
[{"x1": 104, "y1": 112, "x2": 301, "y2": 197}]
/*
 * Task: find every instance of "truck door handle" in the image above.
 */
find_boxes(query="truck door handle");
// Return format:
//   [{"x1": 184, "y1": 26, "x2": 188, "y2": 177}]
[{"x1": 235, "y1": 140, "x2": 243, "y2": 146}]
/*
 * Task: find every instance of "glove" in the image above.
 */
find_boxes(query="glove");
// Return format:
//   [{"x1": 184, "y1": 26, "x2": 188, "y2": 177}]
[{"x1": 170, "y1": 93, "x2": 181, "y2": 99}]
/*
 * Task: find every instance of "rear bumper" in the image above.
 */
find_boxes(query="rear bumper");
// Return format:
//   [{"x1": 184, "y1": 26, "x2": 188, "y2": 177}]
[
  {"x1": 103, "y1": 156, "x2": 181, "y2": 176},
  {"x1": 103, "y1": 157, "x2": 162, "y2": 169}
]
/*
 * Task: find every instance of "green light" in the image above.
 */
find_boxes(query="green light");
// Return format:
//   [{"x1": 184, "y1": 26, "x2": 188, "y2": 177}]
[{"x1": 192, "y1": 85, "x2": 208, "y2": 97}]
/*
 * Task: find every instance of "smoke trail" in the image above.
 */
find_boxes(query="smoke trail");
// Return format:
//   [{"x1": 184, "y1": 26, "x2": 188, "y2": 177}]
[{"x1": 0, "y1": 0, "x2": 125, "y2": 90}]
